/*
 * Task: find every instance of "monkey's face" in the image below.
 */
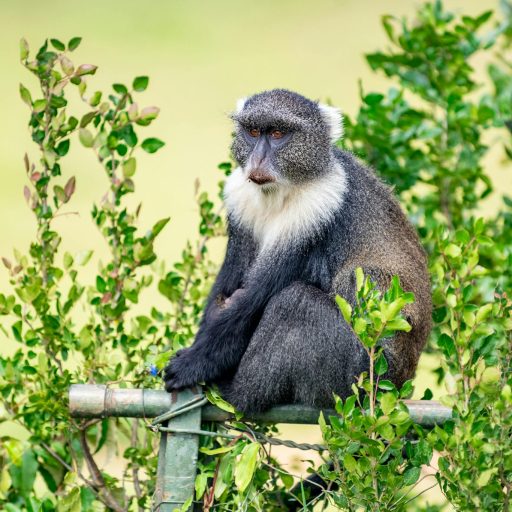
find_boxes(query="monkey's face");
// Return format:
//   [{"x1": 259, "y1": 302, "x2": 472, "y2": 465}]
[{"x1": 231, "y1": 89, "x2": 341, "y2": 188}]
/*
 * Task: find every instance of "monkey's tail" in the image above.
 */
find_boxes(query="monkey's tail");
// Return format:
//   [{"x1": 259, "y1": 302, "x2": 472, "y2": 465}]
[{"x1": 283, "y1": 463, "x2": 335, "y2": 511}]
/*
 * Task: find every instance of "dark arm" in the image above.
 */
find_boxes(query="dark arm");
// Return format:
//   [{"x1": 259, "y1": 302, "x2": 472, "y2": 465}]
[
  {"x1": 164, "y1": 240, "x2": 308, "y2": 390},
  {"x1": 201, "y1": 223, "x2": 254, "y2": 320}
]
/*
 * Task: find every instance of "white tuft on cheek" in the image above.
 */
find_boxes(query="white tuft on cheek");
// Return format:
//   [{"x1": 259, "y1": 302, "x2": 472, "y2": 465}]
[
  {"x1": 318, "y1": 103, "x2": 344, "y2": 143},
  {"x1": 224, "y1": 163, "x2": 347, "y2": 251}
]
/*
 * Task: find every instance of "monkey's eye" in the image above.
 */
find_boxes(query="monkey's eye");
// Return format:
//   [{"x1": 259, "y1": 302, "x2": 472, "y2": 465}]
[
  {"x1": 248, "y1": 128, "x2": 261, "y2": 138},
  {"x1": 270, "y1": 129, "x2": 285, "y2": 139}
]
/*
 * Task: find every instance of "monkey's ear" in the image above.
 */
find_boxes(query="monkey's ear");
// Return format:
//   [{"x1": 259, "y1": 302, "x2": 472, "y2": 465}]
[
  {"x1": 235, "y1": 97, "x2": 248, "y2": 114},
  {"x1": 318, "y1": 103, "x2": 344, "y2": 143}
]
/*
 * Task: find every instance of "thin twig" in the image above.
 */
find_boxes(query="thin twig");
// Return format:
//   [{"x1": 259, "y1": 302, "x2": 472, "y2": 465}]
[
  {"x1": 41, "y1": 441, "x2": 95, "y2": 488},
  {"x1": 131, "y1": 419, "x2": 144, "y2": 511},
  {"x1": 79, "y1": 429, "x2": 126, "y2": 512}
]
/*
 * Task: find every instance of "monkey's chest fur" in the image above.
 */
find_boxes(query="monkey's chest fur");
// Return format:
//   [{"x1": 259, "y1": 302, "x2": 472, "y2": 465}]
[{"x1": 224, "y1": 163, "x2": 347, "y2": 252}]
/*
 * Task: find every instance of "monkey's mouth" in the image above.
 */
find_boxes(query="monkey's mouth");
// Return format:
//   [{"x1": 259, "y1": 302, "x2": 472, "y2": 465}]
[{"x1": 247, "y1": 170, "x2": 276, "y2": 186}]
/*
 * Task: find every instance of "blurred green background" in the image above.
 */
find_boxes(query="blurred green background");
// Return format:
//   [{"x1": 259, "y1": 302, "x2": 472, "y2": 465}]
[
  {"x1": 0, "y1": 0, "x2": 501, "y2": 392},
  {"x1": 0, "y1": 1, "x2": 503, "y2": 504}
]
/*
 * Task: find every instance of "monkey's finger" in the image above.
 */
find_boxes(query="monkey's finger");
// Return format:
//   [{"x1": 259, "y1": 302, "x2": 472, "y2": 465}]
[
  {"x1": 164, "y1": 376, "x2": 190, "y2": 392},
  {"x1": 162, "y1": 364, "x2": 176, "y2": 382},
  {"x1": 164, "y1": 378, "x2": 178, "y2": 392}
]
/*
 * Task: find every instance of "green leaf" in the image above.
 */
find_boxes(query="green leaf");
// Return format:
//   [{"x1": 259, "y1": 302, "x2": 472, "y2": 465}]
[
  {"x1": 475, "y1": 303, "x2": 493, "y2": 323},
  {"x1": 477, "y1": 468, "x2": 498, "y2": 487},
  {"x1": 205, "y1": 388, "x2": 236, "y2": 415},
  {"x1": 75, "y1": 250, "x2": 93, "y2": 266},
  {"x1": 20, "y1": 38, "x2": 29, "y2": 60},
  {"x1": 63, "y1": 252, "x2": 73, "y2": 269},
  {"x1": 382, "y1": 296, "x2": 414, "y2": 322},
  {"x1": 279, "y1": 470, "x2": 294, "y2": 490},
  {"x1": 80, "y1": 111, "x2": 96, "y2": 128},
  {"x1": 335, "y1": 295, "x2": 352, "y2": 323},
  {"x1": 75, "y1": 64, "x2": 97, "y2": 77},
  {"x1": 56, "y1": 139, "x2": 70, "y2": 157},
  {"x1": 158, "y1": 273, "x2": 182, "y2": 302},
  {"x1": 399, "y1": 379, "x2": 414, "y2": 398},
  {"x1": 54, "y1": 185, "x2": 67, "y2": 204},
  {"x1": 50, "y1": 95, "x2": 67, "y2": 109},
  {"x1": 375, "y1": 353, "x2": 388, "y2": 376},
  {"x1": 381, "y1": 15, "x2": 397, "y2": 42},
  {"x1": 402, "y1": 466, "x2": 421, "y2": 486},
  {"x1": 9, "y1": 449, "x2": 38, "y2": 495},
  {"x1": 378, "y1": 380, "x2": 396, "y2": 391},
  {"x1": 343, "y1": 453, "x2": 357, "y2": 472},
  {"x1": 353, "y1": 317, "x2": 367, "y2": 335},
  {"x1": 11, "y1": 320, "x2": 22, "y2": 341},
  {"x1": 79, "y1": 128, "x2": 94, "y2": 148},
  {"x1": 445, "y1": 243, "x2": 461, "y2": 258},
  {"x1": 68, "y1": 37, "x2": 82, "y2": 51},
  {"x1": 385, "y1": 318, "x2": 411, "y2": 332},
  {"x1": 89, "y1": 91, "x2": 102, "y2": 107},
  {"x1": 200, "y1": 445, "x2": 235, "y2": 455},
  {"x1": 195, "y1": 472, "x2": 208, "y2": 500},
  {"x1": 122, "y1": 157, "x2": 136, "y2": 178},
  {"x1": 113, "y1": 83, "x2": 128, "y2": 95},
  {"x1": 406, "y1": 438, "x2": 433, "y2": 466},
  {"x1": 33, "y1": 99, "x2": 46, "y2": 113},
  {"x1": 133, "y1": 76, "x2": 149, "y2": 92},
  {"x1": 19, "y1": 83, "x2": 32, "y2": 106},
  {"x1": 57, "y1": 486, "x2": 81, "y2": 512},
  {"x1": 215, "y1": 454, "x2": 232, "y2": 499},
  {"x1": 355, "y1": 267, "x2": 364, "y2": 292},
  {"x1": 364, "y1": 92, "x2": 385, "y2": 106},
  {"x1": 437, "y1": 333, "x2": 455, "y2": 357},
  {"x1": 141, "y1": 137, "x2": 165, "y2": 153},
  {"x1": 343, "y1": 395, "x2": 357, "y2": 416},
  {"x1": 380, "y1": 392, "x2": 397, "y2": 415},
  {"x1": 50, "y1": 38, "x2": 65, "y2": 51},
  {"x1": 377, "y1": 423, "x2": 395, "y2": 440},
  {"x1": 137, "y1": 106, "x2": 160, "y2": 126},
  {"x1": 151, "y1": 217, "x2": 170, "y2": 238},
  {"x1": 234, "y1": 443, "x2": 260, "y2": 492}
]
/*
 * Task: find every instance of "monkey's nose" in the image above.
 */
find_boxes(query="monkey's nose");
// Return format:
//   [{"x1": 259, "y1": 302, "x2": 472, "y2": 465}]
[{"x1": 248, "y1": 170, "x2": 276, "y2": 185}]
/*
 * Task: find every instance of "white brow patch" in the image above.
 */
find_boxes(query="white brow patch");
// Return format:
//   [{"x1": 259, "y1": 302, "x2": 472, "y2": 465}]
[
  {"x1": 224, "y1": 163, "x2": 347, "y2": 250},
  {"x1": 318, "y1": 103, "x2": 344, "y2": 143}
]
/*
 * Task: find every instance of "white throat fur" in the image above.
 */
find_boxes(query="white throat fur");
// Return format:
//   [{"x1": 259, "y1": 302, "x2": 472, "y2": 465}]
[{"x1": 224, "y1": 163, "x2": 347, "y2": 250}]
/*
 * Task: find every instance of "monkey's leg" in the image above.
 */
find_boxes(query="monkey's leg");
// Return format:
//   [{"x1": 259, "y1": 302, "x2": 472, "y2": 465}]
[{"x1": 220, "y1": 281, "x2": 369, "y2": 414}]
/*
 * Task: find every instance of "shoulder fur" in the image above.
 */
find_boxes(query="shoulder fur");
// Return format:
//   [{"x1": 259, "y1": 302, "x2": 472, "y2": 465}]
[
  {"x1": 224, "y1": 162, "x2": 347, "y2": 251},
  {"x1": 235, "y1": 97, "x2": 247, "y2": 114}
]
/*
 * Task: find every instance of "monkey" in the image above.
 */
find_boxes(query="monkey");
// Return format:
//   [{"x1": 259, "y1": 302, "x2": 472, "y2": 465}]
[{"x1": 163, "y1": 89, "x2": 432, "y2": 414}]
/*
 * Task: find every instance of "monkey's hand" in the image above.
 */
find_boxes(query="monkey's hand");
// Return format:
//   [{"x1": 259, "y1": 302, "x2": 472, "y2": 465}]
[
  {"x1": 163, "y1": 346, "x2": 219, "y2": 391},
  {"x1": 206, "y1": 288, "x2": 246, "y2": 322},
  {"x1": 223, "y1": 287, "x2": 246, "y2": 307},
  {"x1": 164, "y1": 348, "x2": 199, "y2": 390}
]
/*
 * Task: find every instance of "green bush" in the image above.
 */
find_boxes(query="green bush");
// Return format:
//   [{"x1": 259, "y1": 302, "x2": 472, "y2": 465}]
[
  {"x1": 1, "y1": 36, "x2": 224, "y2": 510},
  {"x1": 0, "y1": 1, "x2": 511, "y2": 510}
]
